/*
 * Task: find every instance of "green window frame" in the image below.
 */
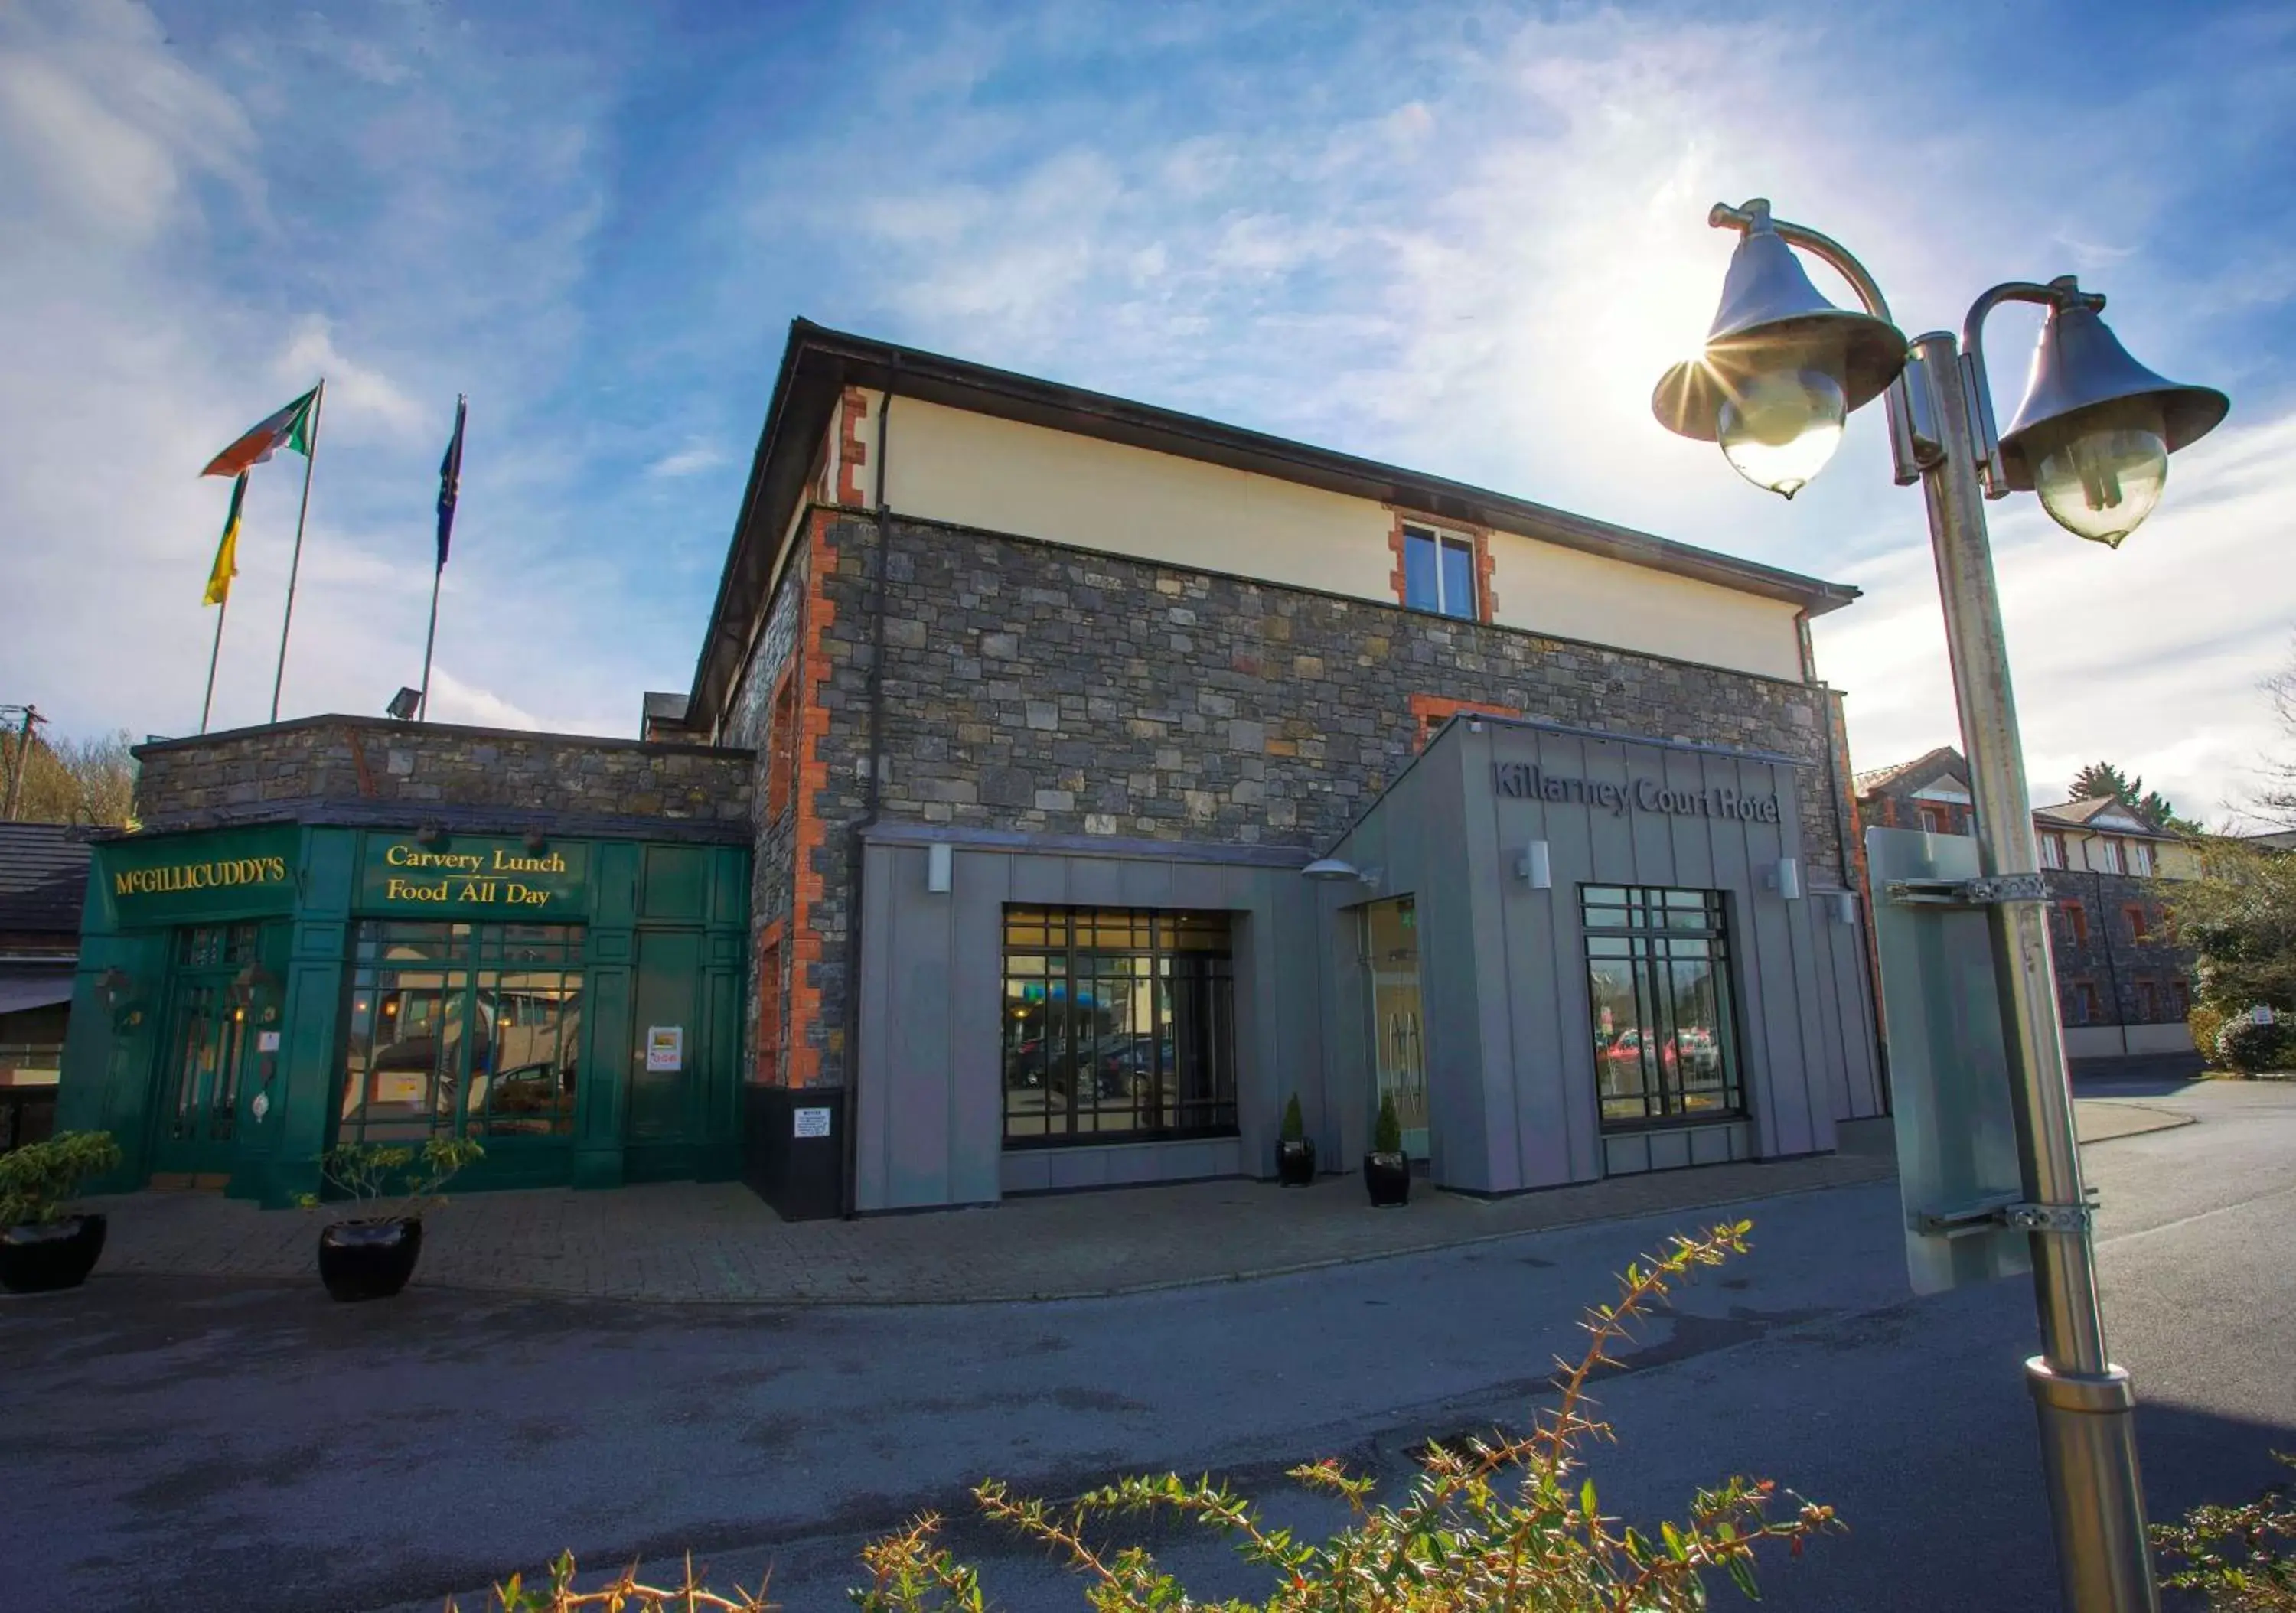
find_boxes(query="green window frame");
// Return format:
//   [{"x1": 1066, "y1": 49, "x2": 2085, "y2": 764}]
[
  {"x1": 337, "y1": 921, "x2": 585, "y2": 1145},
  {"x1": 1581, "y1": 886, "x2": 1745, "y2": 1129}
]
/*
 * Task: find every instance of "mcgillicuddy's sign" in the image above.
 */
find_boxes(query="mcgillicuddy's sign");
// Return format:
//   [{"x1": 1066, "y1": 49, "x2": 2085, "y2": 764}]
[{"x1": 1492, "y1": 762, "x2": 1782, "y2": 824}]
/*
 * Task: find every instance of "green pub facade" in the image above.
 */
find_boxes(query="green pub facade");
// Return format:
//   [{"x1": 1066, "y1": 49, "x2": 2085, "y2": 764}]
[{"x1": 57, "y1": 719, "x2": 755, "y2": 1205}]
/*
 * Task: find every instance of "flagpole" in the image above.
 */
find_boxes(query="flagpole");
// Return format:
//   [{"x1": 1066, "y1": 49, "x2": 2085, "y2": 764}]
[
  {"x1": 269, "y1": 379, "x2": 325, "y2": 724},
  {"x1": 201, "y1": 588, "x2": 230, "y2": 735},
  {"x1": 417, "y1": 563, "x2": 442, "y2": 721}
]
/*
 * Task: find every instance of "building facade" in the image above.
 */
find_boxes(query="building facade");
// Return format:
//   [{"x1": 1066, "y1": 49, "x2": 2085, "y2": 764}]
[
  {"x1": 54, "y1": 322, "x2": 1893, "y2": 1211},
  {"x1": 1, "y1": 823, "x2": 90, "y2": 1150},
  {"x1": 691, "y1": 323, "x2": 1884, "y2": 1210},
  {"x1": 1853, "y1": 748, "x2": 2200, "y2": 1072},
  {"x1": 54, "y1": 719, "x2": 754, "y2": 1204}
]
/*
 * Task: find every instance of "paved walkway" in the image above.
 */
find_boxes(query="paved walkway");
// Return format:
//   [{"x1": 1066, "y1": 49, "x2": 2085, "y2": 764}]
[
  {"x1": 60, "y1": 1097, "x2": 2169, "y2": 1307},
  {"x1": 81, "y1": 1150, "x2": 1891, "y2": 1305}
]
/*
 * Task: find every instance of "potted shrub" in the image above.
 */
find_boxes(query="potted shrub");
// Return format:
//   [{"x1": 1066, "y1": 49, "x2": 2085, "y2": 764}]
[
  {"x1": 304, "y1": 1136, "x2": 483, "y2": 1302},
  {"x1": 1364, "y1": 1092, "x2": 1410, "y2": 1207},
  {"x1": 1275, "y1": 1093, "x2": 1316, "y2": 1186},
  {"x1": 0, "y1": 1130, "x2": 124, "y2": 1295}
]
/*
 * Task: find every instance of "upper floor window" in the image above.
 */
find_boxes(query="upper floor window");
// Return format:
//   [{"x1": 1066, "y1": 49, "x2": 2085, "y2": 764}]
[
  {"x1": 2062, "y1": 900, "x2": 2089, "y2": 946},
  {"x1": 1402, "y1": 526, "x2": 1478, "y2": 621},
  {"x1": 2128, "y1": 840, "x2": 2154, "y2": 877},
  {"x1": 2039, "y1": 833, "x2": 2064, "y2": 869},
  {"x1": 2098, "y1": 837, "x2": 2126, "y2": 875},
  {"x1": 2125, "y1": 904, "x2": 2151, "y2": 943},
  {"x1": 1918, "y1": 803, "x2": 1949, "y2": 835}
]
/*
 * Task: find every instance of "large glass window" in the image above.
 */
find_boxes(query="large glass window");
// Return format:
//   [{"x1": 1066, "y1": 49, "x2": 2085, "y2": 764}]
[
  {"x1": 338, "y1": 922, "x2": 584, "y2": 1143},
  {"x1": 1001, "y1": 907, "x2": 1237, "y2": 1148},
  {"x1": 1582, "y1": 887, "x2": 1743, "y2": 1129},
  {"x1": 1401, "y1": 525, "x2": 1478, "y2": 620}
]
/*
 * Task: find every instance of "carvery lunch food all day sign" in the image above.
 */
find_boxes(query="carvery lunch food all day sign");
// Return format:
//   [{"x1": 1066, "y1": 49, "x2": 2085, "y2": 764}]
[{"x1": 358, "y1": 835, "x2": 590, "y2": 915}]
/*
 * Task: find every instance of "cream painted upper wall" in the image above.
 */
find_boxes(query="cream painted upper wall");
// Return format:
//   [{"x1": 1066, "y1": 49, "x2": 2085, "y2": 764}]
[
  {"x1": 1482, "y1": 530, "x2": 1805, "y2": 682},
  {"x1": 884, "y1": 398, "x2": 1397, "y2": 603},
  {"x1": 877, "y1": 395, "x2": 1810, "y2": 683}
]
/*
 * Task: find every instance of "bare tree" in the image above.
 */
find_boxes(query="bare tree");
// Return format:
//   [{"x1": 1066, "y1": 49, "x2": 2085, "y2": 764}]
[
  {"x1": 1, "y1": 729, "x2": 137, "y2": 826},
  {"x1": 2262, "y1": 643, "x2": 2296, "y2": 829}
]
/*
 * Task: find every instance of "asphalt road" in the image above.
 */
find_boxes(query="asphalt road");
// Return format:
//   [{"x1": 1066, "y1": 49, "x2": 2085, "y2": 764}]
[{"x1": 5, "y1": 1079, "x2": 2290, "y2": 1613}]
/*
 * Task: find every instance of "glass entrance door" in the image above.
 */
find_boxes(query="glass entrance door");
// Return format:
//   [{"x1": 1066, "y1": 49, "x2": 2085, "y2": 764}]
[
  {"x1": 151, "y1": 924, "x2": 260, "y2": 1181},
  {"x1": 1363, "y1": 897, "x2": 1429, "y2": 1159}
]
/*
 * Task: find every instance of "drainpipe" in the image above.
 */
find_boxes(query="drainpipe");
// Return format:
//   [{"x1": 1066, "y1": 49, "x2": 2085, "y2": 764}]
[
  {"x1": 2093, "y1": 862, "x2": 2127, "y2": 1060},
  {"x1": 839, "y1": 381, "x2": 894, "y2": 1217}
]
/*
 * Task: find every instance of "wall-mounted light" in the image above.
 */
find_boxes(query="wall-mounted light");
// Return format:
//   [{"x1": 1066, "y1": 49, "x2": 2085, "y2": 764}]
[
  {"x1": 1515, "y1": 841, "x2": 1552, "y2": 889},
  {"x1": 1765, "y1": 858, "x2": 1802, "y2": 900},
  {"x1": 926, "y1": 841, "x2": 953, "y2": 894},
  {"x1": 415, "y1": 823, "x2": 445, "y2": 847},
  {"x1": 386, "y1": 687, "x2": 422, "y2": 722},
  {"x1": 522, "y1": 827, "x2": 549, "y2": 853},
  {"x1": 1302, "y1": 858, "x2": 1381, "y2": 887},
  {"x1": 1831, "y1": 889, "x2": 1857, "y2": 924}
]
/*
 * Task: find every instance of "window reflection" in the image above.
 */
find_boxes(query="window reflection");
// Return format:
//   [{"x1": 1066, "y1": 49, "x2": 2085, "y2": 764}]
[
  {"x1": 1001, "y1": 907, "x2": 1237, "y2": 1148},
  {"x1": 338, "y1": 922, "x2": 583, "y2": 1143},
  {"x1": 1583, "y1": 888, "x2": 1743, "y2": 1128}
]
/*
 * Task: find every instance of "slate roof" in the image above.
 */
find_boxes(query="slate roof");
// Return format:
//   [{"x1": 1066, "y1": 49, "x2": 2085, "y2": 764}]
[
  {"x1": 0, "y1": 823, "x2": 91, "y2": 937},
  {"x1": 2032, "y1": 796, "x2": 2177, "y2": 838},
  {"x1": 1851, "y1": 745, "x2": 1967, "y2": 797}
]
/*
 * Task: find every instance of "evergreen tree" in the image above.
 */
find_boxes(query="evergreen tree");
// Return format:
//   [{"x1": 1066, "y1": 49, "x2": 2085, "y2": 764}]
[{"x1": 2067, "y1": 761, "x2": 2192, "y2": 833}]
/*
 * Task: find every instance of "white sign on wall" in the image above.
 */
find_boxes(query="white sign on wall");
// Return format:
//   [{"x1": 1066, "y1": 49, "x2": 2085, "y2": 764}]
[
  {"x1": 794, "y1": 1106, "x2": 832, "y2": 1139},
  {"x1": 645, "y1": 1025, "x2": 685, "y2": 1072}
]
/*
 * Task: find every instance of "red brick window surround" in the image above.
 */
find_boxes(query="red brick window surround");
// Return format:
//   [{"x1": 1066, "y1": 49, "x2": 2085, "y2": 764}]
[
  {"x1": 2136, "y1": 979, "x2": 2160, "y2": 1023},
  {"x1": 1388, "y1": 511, "x2": 1495, "y2": 624},
  {"x1": 2071, "y1": 980, "x2": 2103, "y2": 1023},
  {"x1": 765, "y1": 670, "x2": 797, "y2": 820},
  {"x1": 2125, "y1": 904, "x2": 2151, "y2": 943},
  {"x1": 1407, "y1": 693, "x2": 1521, "y2": 751},
  {"x1": 2169, "y1": 979, "x2": 2190, "y2": 1019}
]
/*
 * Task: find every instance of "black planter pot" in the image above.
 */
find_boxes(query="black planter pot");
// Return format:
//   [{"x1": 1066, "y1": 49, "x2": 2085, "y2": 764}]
[
  {"x1": 1363, "y1": 1152, "x2": 1411, "y2": 1207},
  {"x1": 0, "y1": 1214, "x2": 108, "y2": 1295},
  {"x1": 318, "y1": 1216, "x2": 424, "y2": 1302},
  {"x1": 1276, "y1": 1136, "x2": 1317, "y2": 1187}
]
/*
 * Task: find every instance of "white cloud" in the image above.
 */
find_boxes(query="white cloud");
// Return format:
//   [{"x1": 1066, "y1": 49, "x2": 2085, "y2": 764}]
[
  {"x1": 277, "y1": 315, "x2": 427, "y2": 440},
  {"x1": 646, "y1": 440, "x2": 728, "y2": 479}
]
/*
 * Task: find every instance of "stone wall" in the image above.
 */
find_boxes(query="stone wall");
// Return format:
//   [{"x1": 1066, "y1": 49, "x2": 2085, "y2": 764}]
[
  {"x1": 132, "y1": 717, "x2": 755, "y2": 834},
  {"x1": 2043, "y1": 868, "x2": 2196, "y2": 1028},
  {"x1": 762, "y1": 511, "x2": 1854, "y2": 1088}
]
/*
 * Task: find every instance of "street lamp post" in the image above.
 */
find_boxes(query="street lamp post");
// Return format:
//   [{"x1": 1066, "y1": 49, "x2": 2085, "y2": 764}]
[{"x1": 1651, "y1": 200, "x2": 2227, "y2": 1613}]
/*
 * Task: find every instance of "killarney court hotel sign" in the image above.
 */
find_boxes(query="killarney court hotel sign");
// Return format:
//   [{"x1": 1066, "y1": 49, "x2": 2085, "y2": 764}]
[
  {"x1": 359, "y1": 836, "x2": 589, "y2": 915},
  {"x1": 1492, "y1": 761, "x2": 1784, "y2": 823}
]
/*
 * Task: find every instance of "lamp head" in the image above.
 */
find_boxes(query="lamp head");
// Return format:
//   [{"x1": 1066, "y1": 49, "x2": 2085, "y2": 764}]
[
  {"x1": 1997, "y1": 280, "x2": 2229, "y2": 547},
  {"x1": 1653, "y1": 200, "x2": 1907, "y2": 497}
]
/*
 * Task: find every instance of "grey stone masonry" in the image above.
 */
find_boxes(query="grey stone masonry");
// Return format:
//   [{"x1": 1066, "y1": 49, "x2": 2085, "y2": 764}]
[
  {"x1": 763, "y1": 511, "x2": 1855, "y2": 1089},
  {"x1": 814, "y1": 511, "x2": 1848, "y2": 874},
  {"x1": 132, "y1": 715, "x2": 755, "y2": 836}
]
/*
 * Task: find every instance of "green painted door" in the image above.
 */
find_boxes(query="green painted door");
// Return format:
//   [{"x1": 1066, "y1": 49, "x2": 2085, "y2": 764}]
[
  {"x1": 628, "y1": 930, "x2": 701, "y2": 1144},
  {"x1": 149, "y1": 924, "x2": 263, "y2": 1180}
]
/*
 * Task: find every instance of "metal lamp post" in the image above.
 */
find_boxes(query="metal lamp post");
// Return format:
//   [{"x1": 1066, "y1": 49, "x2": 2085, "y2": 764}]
[{"x1": 1651, "y1": 199, "x2": 2227, "y2": 1613}]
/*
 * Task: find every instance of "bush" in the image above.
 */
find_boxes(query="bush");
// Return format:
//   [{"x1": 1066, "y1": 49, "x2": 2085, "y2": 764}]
[
  {"x1": 302, "y1": 1137, "x2": 484, "y2": 1214},
  {"x1": 2152, "y1": 1450, "x2": 2296, "y2": 1609},
  {"x1": 0, "y1": 1130, "x2": 122, "y2": 1227},
  {"x1": 2218, "y1": 1017, "x2": 2293, "y2": 1074},
  {"x1": 1373, "y1": 1092, "x2": 1403, "y2": 1155},
  {"x1": 2192, "y1": 1004, "x2": 2227, "y2": 1069},
  {"x1": 451, "y1": 1222, "x2": 1837, "y2": 1613},
  {"x1": 1281, "y1": 1093, "x2": 1306, "y2": 1142}
]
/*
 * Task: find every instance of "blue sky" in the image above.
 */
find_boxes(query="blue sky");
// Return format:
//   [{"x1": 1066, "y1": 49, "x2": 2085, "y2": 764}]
[{"x1": 3, "y1": 0, "x2": 2292, "y2": 822}]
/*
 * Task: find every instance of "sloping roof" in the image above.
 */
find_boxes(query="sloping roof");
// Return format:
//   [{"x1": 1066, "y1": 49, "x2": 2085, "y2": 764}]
[
  {"x1": 2033, "y1": 796, "x2": 2177, "y2": 839},
  {"x1": 0, "y1": 823, "x2": 91, "y2": 936},
  {"x1": 687, "y1": 320, "x2": 1866, "y2": 734},
  {"x1": 1852, "y1": 745, "x2": 1967, "y2": 797}
]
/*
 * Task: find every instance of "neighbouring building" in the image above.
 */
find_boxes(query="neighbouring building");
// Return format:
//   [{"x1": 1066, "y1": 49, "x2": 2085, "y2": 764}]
[
  {"x1": 55, "y1": 320, "x2": 1890, "y2": 1211},
  {"x1": 1853, "y1": 748, "x2": 2201, "y2": 1076},
  {"x1": 1, "y1": 823, "x2": 90, "y2": 1150}
]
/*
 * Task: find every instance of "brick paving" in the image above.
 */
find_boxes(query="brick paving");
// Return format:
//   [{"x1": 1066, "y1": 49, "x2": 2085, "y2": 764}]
[{"x1": 82, "y1": 1150, "x2": 1896, "y2": 1305}]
